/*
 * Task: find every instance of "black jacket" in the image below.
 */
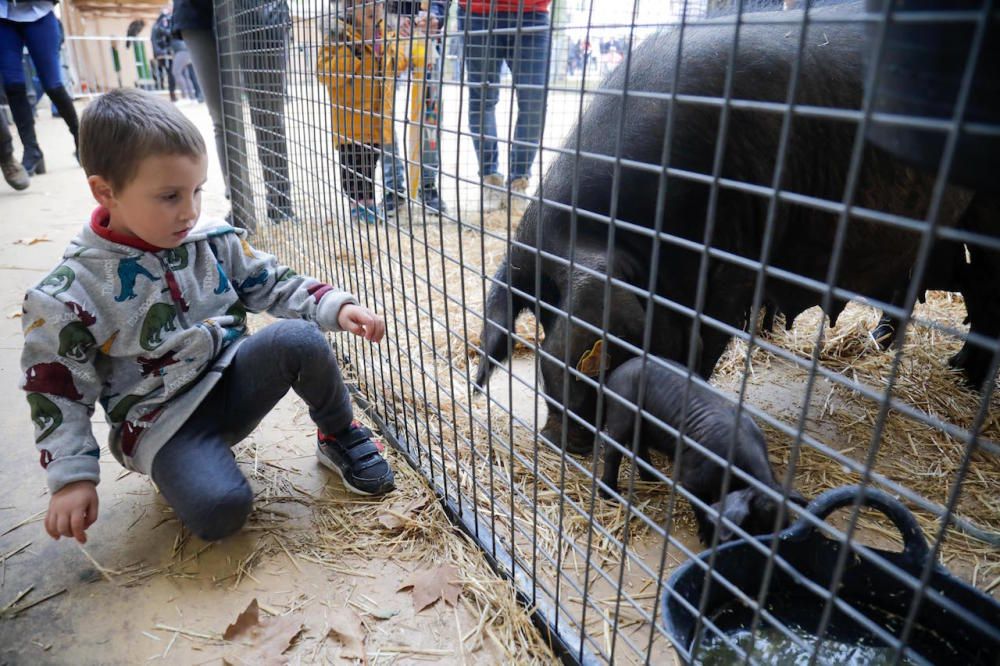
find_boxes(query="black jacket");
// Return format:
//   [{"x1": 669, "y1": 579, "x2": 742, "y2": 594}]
[
  {"x1": 170, "y1": 0, "x2": 290, "y2": 38},
  {"x1": 151, "y1": 12, "x2": 173, "y2": 56},
  {"x1": 170, "y1": 0, "x2": 213, "y2": 36}
]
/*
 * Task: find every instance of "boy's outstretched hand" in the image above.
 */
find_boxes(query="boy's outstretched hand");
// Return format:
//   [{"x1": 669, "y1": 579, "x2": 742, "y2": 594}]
[
  {"x1": 338, "y1": 304, "x2": 386, "y2": 343},
  {"x1": 46, "y1": 480, "x2": 98, "y2": 544}
]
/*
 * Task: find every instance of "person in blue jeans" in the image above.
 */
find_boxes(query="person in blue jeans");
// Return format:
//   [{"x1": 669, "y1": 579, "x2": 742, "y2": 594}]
[
  {"x1": 0, "y1": 0, "x2": 80, "y2": 175},
  {"x1": 458, "y1": 0, "x2": 551, "y2": 215}
]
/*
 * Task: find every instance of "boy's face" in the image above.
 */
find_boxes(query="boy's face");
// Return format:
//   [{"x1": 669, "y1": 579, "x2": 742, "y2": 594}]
[
  {"x1": 353, "y1": 1, "x2": 384, "y2": 40},
  {"x1": 89, "y1": 153, "x2": 209, "y2": 249}
]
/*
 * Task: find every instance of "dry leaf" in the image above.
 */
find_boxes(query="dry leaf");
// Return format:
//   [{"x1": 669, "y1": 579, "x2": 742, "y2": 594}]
[
  {"x1": 397, "y1": 564, "x2": 462, "y2": 612},
  {"x1": 223, "y1": 598, "x2": 260, "y2": 640},
  {"x1": 222, "y1": 599, "x2": 304, "y2": 666},
  {"x1": 8, "y1": 311, "x2": 22, "y2": 319},
  {"x1": 377, "y1": 497, "x2": 426, "y2": 530},
  {"x1": 326, "y1": 607, "x2": 367, "y2": 664},
  {"x1": 13, "y1": 236, "x2": 51, "y2": 246}
]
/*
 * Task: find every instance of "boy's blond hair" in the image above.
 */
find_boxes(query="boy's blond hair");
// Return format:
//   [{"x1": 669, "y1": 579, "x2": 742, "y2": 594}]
[{"x1": 78, "y1": 88, "x2": 206, "y2": 192}]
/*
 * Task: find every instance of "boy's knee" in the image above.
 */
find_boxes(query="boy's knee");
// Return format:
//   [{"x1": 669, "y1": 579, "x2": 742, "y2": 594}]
[
  {"x1": 280, "y1": 319, "x2": 330, "y2": 355},
  {"x1": 187, "y1": 481, "x2": 254, "y2": 541}
]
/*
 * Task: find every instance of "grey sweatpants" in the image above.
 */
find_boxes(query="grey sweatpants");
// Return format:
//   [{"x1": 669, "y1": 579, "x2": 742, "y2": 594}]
[{"x1": 151, "y1": 320, "x2": 353, "y2": 541}]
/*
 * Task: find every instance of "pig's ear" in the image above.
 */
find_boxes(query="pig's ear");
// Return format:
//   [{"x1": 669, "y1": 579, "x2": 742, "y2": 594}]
[{"x1": 710, "y1": 487, "x2": 754, "y2": 542}]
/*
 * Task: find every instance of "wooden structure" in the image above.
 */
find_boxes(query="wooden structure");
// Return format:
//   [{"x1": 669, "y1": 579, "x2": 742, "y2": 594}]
[{"x1": 60, "y1": 0, "x2": 165, "y2": 94}]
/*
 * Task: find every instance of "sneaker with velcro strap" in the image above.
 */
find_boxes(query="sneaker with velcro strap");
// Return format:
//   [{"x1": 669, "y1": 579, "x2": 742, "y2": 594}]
[{"x1": 316, "y1": 421, "x2": 395, "y2": 496}]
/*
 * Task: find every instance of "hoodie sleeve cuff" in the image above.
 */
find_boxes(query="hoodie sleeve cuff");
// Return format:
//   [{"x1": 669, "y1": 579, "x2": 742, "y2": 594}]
[
  {"x1": 315, "y1": 291, "x2": 359, "y2": 332},
  {"x1": 46, "y1": 455, "x2": 100, "y2": 495}
]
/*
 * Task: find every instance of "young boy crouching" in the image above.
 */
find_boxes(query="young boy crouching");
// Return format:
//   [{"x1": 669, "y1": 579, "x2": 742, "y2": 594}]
[{"x1": 21, "y1": 88, "x2": 393, "y2": 545}]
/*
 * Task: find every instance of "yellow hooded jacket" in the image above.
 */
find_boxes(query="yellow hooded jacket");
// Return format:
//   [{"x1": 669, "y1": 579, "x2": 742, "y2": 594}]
[{"x1": 316, "y1": 19, "x2": 409, "y2": 147}]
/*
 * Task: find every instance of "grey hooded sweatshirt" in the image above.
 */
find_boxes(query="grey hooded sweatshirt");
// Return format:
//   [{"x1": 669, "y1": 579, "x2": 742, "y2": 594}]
[{"x1": 21, "y1": 208, "x2": 357, "y2": 494}]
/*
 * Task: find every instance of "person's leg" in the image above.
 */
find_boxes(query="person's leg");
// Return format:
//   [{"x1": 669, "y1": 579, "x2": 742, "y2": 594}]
[
  {"x1": 43, "y1": 85, "x2": 78, "y2": 156},
  {"x1": 21, "y1": 10, "x2": 77, "y2": 153},
  {"x1": 172, "y1": 50, "x2": 195, "y2": 100},
  {"x1": 460, "y1": 10, "x2": 502, "y2": 179},
  {"x1": 0, "y1": 113, "x2": 13, "y2": 160},
  {"x1": 210, "y1": 319, "x2": 394, "y2": 494},
  {"x1": 506, "y1": 11, "x2": 550, "y2": 182},
  {"x1": 341, "y1": 143, "x2": 378, "y2": 223},
  {"x1": 381, "y1": 139, "x2": 406, "y2": 198},
  {"x1": 339, "y1": 142, "x2": 363, "y2": 207},
  {"x1": 418, "y1": 39, "x2": 447, "y2": 213},
  {"x1": 240, "y1": 17, "x2": 293, "y2": 221},
  {"x1": 165, "y1": 55, "x2": 177, "y2": 101},
  {"x1": 0, "y1": 114, "x2": 30, "y2": 190},
  {"x1": 151, "y1": 400, "x2": 254, "y2": 541},
  {"x1": 0, "y1": 20, "x2": 43, "y2": 174},
  {"x1": 212, "y1": 320, "x2": 354, "y2": 441},
  {"x1": 186, "y1": 63, "x2": 204, "y2": 103},
  {"x1": 184, "y1": 31, "x2": 227, "y2": 184}
]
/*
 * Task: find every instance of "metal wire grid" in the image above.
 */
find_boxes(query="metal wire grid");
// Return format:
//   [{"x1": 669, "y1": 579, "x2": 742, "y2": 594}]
[{"x1": 214, "y1": 0, "x2": 1000, "y2": 663}]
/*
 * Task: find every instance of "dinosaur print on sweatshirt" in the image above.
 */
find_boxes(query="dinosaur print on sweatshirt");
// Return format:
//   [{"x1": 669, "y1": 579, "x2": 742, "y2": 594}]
[
  {"x1": 27, "y1": 393, "x2": 62, "y2": 442},
  {"x1": 238, "y1": 269, "x2": 269, "y2": 292},
  {"x1": 24, "y1": 362, "x2": 83, "y2": 401},
  {"x1": 138, "y1": 350, "x2": 180, "y2": 377},
  {"x1": 58, "y1": 321, "x2": 97, "y2": 362},
  {"x1": 115, "y1": 257, "x2": 159, "y2": 302},
  {"x1": 39, "y1": 266, "x2": 75, "y2": 296},
  {"x1": 214, "y1": 262, "x2": 231, "y2": 295},
  {"x1": 66, "y1": 301, "x2": 97, "y2": 326},
  {"x1": 139, "y1": 303, "x2": 177, "y2": 350},
  {"x1": 164, "y1": 246, "x2": 189, "y2": 270}
]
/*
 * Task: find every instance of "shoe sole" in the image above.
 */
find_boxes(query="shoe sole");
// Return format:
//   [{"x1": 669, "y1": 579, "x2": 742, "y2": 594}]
[
  {"x1": 3, "y1": 174, "x2": 29, "y2": 191},
  {"x1": 317, "y1": 451, "x2": 395, "y2": 496}
]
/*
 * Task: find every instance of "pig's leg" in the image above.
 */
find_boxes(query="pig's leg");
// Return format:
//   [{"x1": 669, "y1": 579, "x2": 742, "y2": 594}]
[
  {"x1": 951, "y1": 196, "x2": 1000, "y2": 390},
  {"x1": 637, "y1": 439, "x2": 659, "y2": 481},
  {"x1": 599, "y1": 439, "x2": 625, "y2": 498},
  {"x1": 599, "y1": 401, "x2": 633, "y2": 498},
  {"x1": 475, "y1": 257, "x2": 532, "y2": 387}
]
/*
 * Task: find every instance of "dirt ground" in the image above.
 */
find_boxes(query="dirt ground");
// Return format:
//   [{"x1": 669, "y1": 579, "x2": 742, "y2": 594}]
[{"x1": 0, "y1": 104, "x2": 557, "y2": 666}]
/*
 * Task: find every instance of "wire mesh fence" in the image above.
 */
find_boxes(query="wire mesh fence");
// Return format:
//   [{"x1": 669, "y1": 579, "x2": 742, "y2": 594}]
[{"x1": 214, "y1": 0, "x2": 999, "y2": 663}]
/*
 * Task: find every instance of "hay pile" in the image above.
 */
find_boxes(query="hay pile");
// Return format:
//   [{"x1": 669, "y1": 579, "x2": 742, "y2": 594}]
[
  {"x1": 713, "y1": 294, "x2": 1000, "y2": 588},
  {"x1": 253, "y1": 212, "x2": 999, "y2": 663}
]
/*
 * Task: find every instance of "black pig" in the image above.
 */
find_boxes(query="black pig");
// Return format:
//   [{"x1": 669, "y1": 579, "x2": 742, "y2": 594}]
[
  {"x1": 600, "y1": 358, "x2": 805, "y2": 544},
  {"x1": 475, "y1": 2, "x2": 993, "y2": 454}
]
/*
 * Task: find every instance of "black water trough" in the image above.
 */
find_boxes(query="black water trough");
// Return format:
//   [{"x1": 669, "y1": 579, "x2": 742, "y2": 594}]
[{"x1": 663, "y1": 485, "x2": 1000, "y2": 665}]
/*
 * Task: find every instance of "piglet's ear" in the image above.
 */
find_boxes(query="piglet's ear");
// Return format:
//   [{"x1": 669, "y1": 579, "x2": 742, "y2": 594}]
[{"x1": 709, "y1": 488, "x2": 754, "y2": 542}]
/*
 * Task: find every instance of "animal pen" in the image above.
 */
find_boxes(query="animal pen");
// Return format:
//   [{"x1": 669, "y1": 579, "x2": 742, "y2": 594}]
[{"x1": 212, "y1": 0, "x2": 999, "y2": 663}]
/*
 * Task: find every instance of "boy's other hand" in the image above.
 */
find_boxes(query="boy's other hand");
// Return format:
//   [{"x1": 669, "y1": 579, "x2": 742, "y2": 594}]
[
  {"x1": 415, "y1": 13, "x2": 440, "y2": 35},
  {"x1": 398, "y1": 17, "x2": 412, "y2": 38},
  {"x1": 46, "y1": 480, "x2": 99, "y2": 544},
  {"x1": 338, "y1": 304, "x2": 386, "y2": 343}
]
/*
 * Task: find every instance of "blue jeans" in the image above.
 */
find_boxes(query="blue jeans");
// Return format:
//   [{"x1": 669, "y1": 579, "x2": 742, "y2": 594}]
[
  {"x1": 458, "y1": 9, "x2": 550, "y2": 181},
  {"x1": 0, "y1": 11, "x2": 63, "y2": 88}
]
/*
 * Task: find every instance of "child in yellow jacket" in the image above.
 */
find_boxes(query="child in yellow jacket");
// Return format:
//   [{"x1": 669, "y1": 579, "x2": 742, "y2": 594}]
[{"x1": 317, "y1": 0, "x2": 410, "y2": 223}]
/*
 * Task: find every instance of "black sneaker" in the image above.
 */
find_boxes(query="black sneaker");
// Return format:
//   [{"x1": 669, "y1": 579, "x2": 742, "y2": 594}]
[
  {"x1": 421, "y1": 187, "x2": 447, "y2": 215},
  {"x1": 317, "y1": 422, "x2": 395, "y2": 496},
  {"x1": 383, "y1": 192, "x2": 406, "y2": 218}
]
